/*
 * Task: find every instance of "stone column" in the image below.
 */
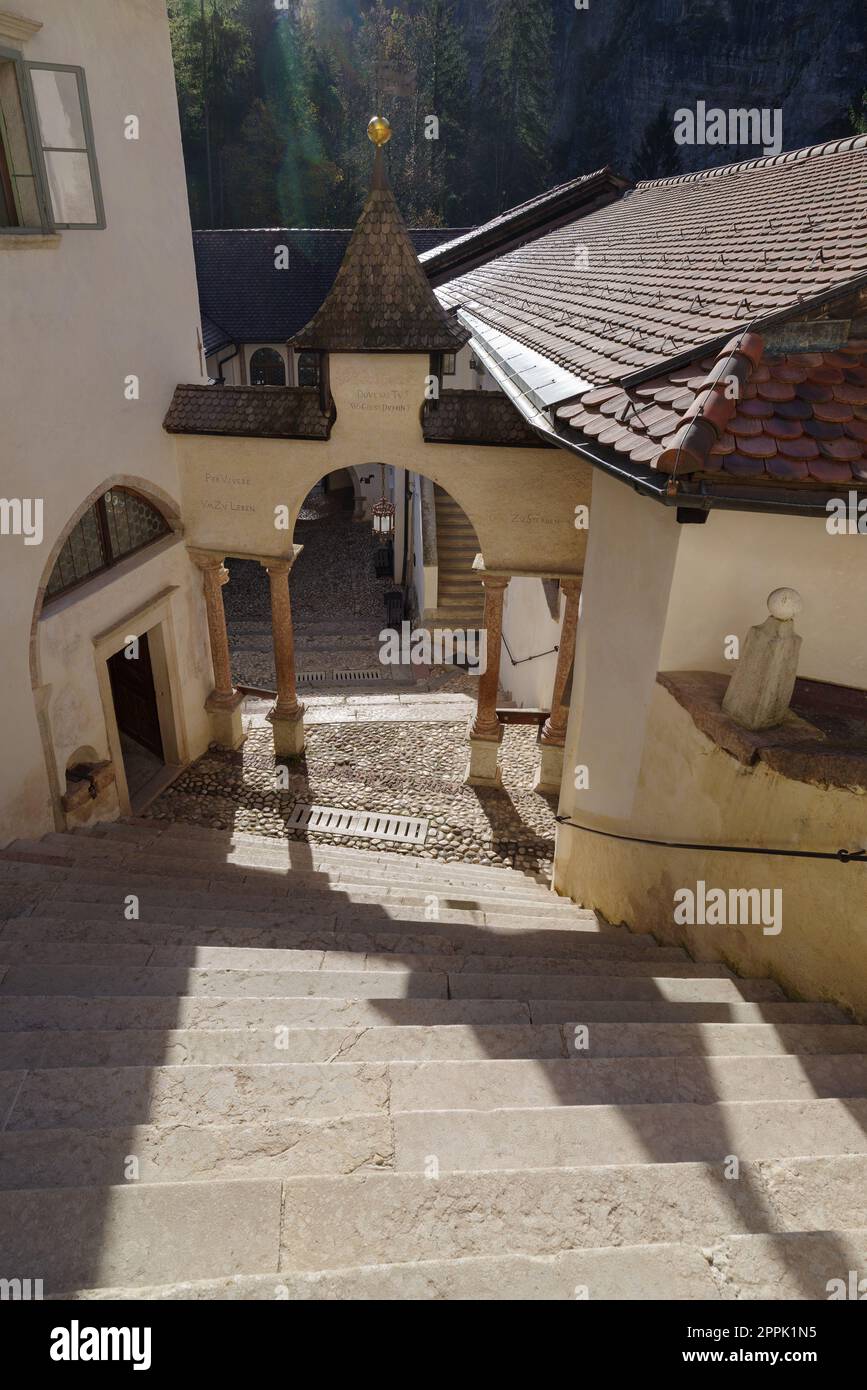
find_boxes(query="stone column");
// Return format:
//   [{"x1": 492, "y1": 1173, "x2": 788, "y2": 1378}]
[
  {"x1": 262, "y1": 556, "x2": 306, "y2": 756},
  {"x1": 190, "y1": 549, "x2": 245, "y2": 749},
  {"x1": 535, "y1": 577, "x2": 582, "y2": 793},
  {"x1": 466, "y1": 573, "x2": 508, "y2": 786}
]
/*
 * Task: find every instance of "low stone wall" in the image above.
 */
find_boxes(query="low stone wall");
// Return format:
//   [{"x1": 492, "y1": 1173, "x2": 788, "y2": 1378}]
[{"x1": 554, "y1": 682, "x2": 867, "y2": 1020}]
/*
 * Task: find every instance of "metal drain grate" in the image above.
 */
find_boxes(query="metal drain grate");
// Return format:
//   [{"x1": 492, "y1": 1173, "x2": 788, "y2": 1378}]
[
  {"x1": 287, "y1": 802, "x2": 428, "y2": 845},
  {"x1": 297, "y1": 669, "x2": 384, "y2": 684},
  {"x1": 332, "y1": 668, "x2": 384, "y2": 683}
]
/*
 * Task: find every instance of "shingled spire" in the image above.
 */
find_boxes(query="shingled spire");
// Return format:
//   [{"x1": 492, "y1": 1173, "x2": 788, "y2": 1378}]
[{"x1": 290, "y1": 117, "x2": 468, "y2": 354}]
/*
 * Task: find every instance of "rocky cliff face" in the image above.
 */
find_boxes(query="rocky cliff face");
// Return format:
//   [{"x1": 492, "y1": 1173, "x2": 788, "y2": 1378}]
[{"x1": 545, "y1": 0, "x2": 865, "y2": 178}]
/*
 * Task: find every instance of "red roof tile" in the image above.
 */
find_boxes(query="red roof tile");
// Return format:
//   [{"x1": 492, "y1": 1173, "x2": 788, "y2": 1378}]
[{"x1": 555, "y1": 335, "x2": 867, "y2": 487}]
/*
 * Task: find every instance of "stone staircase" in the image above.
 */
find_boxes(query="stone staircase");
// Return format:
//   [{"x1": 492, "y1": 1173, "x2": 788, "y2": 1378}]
[
  {"x1": 1, "y1": 819, "x2": 867, "y2": 1299},
  {"x1": 430, "y1": 485, "x2": 484, "y2": 626}
]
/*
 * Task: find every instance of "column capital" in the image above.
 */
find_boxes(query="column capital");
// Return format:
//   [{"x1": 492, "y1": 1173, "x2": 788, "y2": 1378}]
[
  {"x1": 261, "y1": 556, "x2": 295, "y2": 576},
  {"x1": 559, "y1": 575, "x2": 583, "y2": 598},
  {"x1": 188, "y1": 547, "x2": 226, "y2": 572},
  {"x1": 479, "y1": 573, "x2": 509, "y2": 593}
]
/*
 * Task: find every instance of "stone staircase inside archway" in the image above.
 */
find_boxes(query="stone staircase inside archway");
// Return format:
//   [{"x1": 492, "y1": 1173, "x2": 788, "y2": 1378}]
[
  {"x1": 2, "y1": 820, "x2": 867, "y2": 1299},
  {"x1": 430, "y1": 485, "x2": 484, "y2": 626}
]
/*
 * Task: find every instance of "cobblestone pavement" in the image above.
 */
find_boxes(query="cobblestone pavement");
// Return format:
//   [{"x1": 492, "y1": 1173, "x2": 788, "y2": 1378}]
[{"x1": 147, "y1": 715, "x2": 557, "y2": 874}]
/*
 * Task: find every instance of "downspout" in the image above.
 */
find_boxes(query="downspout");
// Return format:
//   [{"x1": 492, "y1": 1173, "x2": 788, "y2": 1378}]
[
  {"x1": 400, "y1": 470, "x2": 411, "y2": 586},
  {"x1": 214, "y1": 343, "x2": 239, "y2": 385}
]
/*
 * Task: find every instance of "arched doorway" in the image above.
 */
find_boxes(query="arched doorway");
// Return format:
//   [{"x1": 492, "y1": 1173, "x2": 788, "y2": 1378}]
[{"x1": 30, "y1": 477, "x2": 198, "y2": 825}]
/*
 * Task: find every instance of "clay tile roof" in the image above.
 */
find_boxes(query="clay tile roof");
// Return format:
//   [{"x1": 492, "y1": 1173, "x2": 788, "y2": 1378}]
[
  {"x1": 423, "y1": 389, "x2": 552, "y2": 448},
  {"x1": 437, "y1": 135, "x2": 867, "y2": 386},
  {"x1": 290, "y1": 150, "x2": 468, "y2": 354},
  {"x1": 420, "y1": 168, "x2": 629, "y2": 286},
  {"x1": 556, "y1": 333, "x2": 867, "y2": 487},
  {"x1": 163, "y1": 384, "x2": 333, "y2": 440}
]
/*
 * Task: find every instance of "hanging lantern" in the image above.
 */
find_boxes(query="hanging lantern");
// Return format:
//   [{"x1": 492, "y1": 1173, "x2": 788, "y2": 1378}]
[{"x1": 372, "y1": 464, "x2": 395, "y2": 538}]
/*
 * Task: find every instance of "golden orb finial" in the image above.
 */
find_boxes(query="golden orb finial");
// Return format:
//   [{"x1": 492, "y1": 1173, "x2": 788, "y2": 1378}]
[{"x1": 367, "y1": 116, "x2": 392, "y2": 147}]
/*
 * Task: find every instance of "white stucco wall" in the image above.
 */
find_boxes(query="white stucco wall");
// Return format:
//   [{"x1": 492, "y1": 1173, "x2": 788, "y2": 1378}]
[
  {"x1": 0, "y1": 0, "x2": 209, "y2": 843},
  {"x1": 661, "y1": 507, "x2": 867, "y2": 689},
  {"x1": 501, "y1": 578, "x2": 562, "y2": 708}
]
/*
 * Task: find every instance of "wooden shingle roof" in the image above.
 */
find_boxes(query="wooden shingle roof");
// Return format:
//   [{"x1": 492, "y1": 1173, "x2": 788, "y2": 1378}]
[
  {"x1": 163, "y1": 384, "x2": 333, "y2": 440},
  {"x1": 290, "y1": 150, "x2": 468, "y2": 354}
]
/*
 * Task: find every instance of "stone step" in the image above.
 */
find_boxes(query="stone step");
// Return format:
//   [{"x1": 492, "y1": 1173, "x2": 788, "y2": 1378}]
[
  {"x1": 0, "y1": 1022, "x2": 568, "y2": 1069},
  {"x1": 0, "y1": 965, "x2": 760, "y2": 1001},
  {"x1": 1, "y1": 851, "x2": 571, "y2": 911},
  {"x1": 0, "y1": 1115, "x2": 394, "y2": 1189},
  {"x1": 275, "y1": 1157, "x2": 867, "y2": 1272},
  {"x1": 526, "y1": 999, "x2": 847, "y2": 1024},
  {"x1": 1, "y1": 1061, "x2": 392, "y2": 1132},
  {"x1": 387, "y1": 1054, "x2": 867, "y2": 1111},
  {"x1": 88, "y1": 822, "x2": 554, "y2": 890},
  {"x1": 393, "y1": 1097, "x2": 867, "y2": 1171},
  {"x1": 0, "y1": 994, "x2": 533, "y2": 1033},
  {"x1": 17, "y1": 895, "x2": 593, "y2": 932},
  {"x1": 424, "y1": 607, "x2": 485, "y2": 623},
  {"x1": 447, "y1": 974, "x2": 780, "y2": 1002},
  {"x1": 2, "y1": 858, "x2": 573, "y2": 916},
  {"x1": 2, "y1": 914, "x2": 671, "y2": 957},
  {"x1": 54, "y1": 1230, "x2": 867, "y2": 1301},
  {"x1": 0, "y1": 941, "x2": 718, "y2": 979},
  {"x1": 0, "y1": 1178, "x2": 282, "y2": 1293},
  {"x1": 7, "y1": 1150, "x2": 867, "y2": 1292},
  {"x1": 0, "y1": 995, "x2": 846, "y2": 1037},
  {"x1": 11, "y1": 1052, "x2": 864, "y2": 1133},
  {"x1": 438, "y1": 577, "x2": 485, "y2": 593},
  {"x1": 43, "y1": 830, "x2": 559, "y2": 894},
  {"x1": 0, "y1": 963, "x2": 451, "y2": 999},
  {"x1": 3, "y1": 1021, "x2": 864, "y2": 1070}
]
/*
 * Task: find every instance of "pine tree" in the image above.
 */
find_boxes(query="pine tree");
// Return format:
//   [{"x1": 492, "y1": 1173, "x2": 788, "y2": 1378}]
[{"x1": 476, "y1": 0, "x2": 554, "y2": 217}]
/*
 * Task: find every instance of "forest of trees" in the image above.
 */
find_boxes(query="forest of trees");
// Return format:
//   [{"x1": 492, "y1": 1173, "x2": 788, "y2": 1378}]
[
  {"x1": 168, "y1": 0, "x2": 866, "y2": 232},
  {"x1": 169, "y1": 0, "x2": 556, "y2": 229}
]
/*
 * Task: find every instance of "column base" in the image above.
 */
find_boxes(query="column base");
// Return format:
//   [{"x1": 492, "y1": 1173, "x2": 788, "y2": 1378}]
[
  {"x1": 268, "y1": 704, "x2": 306, "y2": 757},
  {"x1": 533, "y1": 738, "x2": 565, "y2": 795},
  {"x1": 205, "y1": 690, "x2": 245, "y2": 750},
  {"x1": 465, "y1": 727, "x2": 503, "y2": 786}
]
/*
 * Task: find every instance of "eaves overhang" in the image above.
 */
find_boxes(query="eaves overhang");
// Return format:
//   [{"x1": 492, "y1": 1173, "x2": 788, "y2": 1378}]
[{"x1": 461, "y1": 312, "x2": 862, "y2": 521}]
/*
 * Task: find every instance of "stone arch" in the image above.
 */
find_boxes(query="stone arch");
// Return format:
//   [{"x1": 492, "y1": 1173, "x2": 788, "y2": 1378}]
[
  {"x1": 29, "y1": 474, "x2": 183, "y2": 691},
  {"x1": 28, "y1": 475, "x2": 184, "y2": 831}
]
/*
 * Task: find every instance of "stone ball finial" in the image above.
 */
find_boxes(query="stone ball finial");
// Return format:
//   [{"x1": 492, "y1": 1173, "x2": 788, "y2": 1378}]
[
  {"x1": 367, "y1": 116, "x2": 392, "y2": 146},
  {"x1": 767, "y1": 587, "x2": 802, "y2": 621}
]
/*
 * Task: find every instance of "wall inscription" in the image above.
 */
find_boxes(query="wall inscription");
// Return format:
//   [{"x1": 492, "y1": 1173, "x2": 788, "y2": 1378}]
[
  {"x1": 201, "y1": 471, "x2": 257, "y2": 513},
  {"x1": 348, "y1": 387, "x2": 409, "y2": 415}
]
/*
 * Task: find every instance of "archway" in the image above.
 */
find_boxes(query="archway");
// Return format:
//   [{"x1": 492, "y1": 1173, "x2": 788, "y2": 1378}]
[
  {"x1": 29, "y1": 476, "x2": 190, "y2": 827},
  {"x1": 141, "y1": 461, "x2": 575, "y2": 874}
]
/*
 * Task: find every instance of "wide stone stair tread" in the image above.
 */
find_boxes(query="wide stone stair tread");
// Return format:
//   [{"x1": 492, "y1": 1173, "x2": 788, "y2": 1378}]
[
  {"x1": 1, "y1": 818, "x2": 865, "y2": 1299},
  {"x1": 3, "y1": 1020, "x2": 865, "y2": 1069},
  {"x1": 2, "y1": 915, "x2": 678, "y2": 956},
  {"x1": 49, "y1": 1230, "x2": 867, "y2": 1301}
]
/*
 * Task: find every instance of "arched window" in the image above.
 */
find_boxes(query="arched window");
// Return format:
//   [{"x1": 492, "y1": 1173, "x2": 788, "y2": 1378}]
[
  {"x1": 297, "y1": 351, "x2": 320, "y2": 388},
  {"x1": 249, "y1": 347, "x2": 286, "y2": 386},
  {"x1": 45, "y1": 487, "x2": 170, "y2": 601}
]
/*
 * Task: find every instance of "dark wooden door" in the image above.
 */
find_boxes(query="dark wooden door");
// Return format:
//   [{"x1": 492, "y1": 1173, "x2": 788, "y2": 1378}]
[{"x1": 107, "y1": 631, "x2": 164, "y2": 760}]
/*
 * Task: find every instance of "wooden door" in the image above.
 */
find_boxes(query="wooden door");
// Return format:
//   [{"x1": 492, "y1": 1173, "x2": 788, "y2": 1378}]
[{"x1": 107, "y1": 630, "x2": 164, "y2": 760}]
